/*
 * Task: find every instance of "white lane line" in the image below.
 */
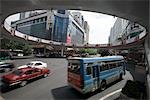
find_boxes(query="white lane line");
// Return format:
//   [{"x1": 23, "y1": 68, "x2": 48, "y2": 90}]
[{"x1": 99, "y1": 89, "x2": 122, "y2": 100}]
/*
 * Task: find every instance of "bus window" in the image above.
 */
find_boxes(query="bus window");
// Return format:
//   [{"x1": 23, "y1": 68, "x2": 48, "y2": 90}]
[
  {"x1": 115, "y1": 62, "x2": 119, "y2": 67},
  {"x1": 118, "y1": 61, "x2": 123, "y2": 67},
  {"x1": 105, "y1": 64, "x2": 109, "y2": 70},
  {"x1": 109, "y1": 63, "x2": 116, "y2": 69},
  {"x1": 86, "y1": 63, "x2": 93, "y2": 74},
  {"x1": 68, "y1": 63, "x2": 80, "y2": 74},
  {"x1": 100, "y1": 63, "x2": 109, "y2": 71},
  {"x1": 86, "y1": 67, "x2": 92, "y2": 75},
  {"x1": 108, "y1": 63, "x2": 111, "y2": 69}
]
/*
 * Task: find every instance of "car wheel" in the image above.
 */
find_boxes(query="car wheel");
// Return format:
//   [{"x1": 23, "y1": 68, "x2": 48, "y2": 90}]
[
  {"x1": 101, "y1": 81, "x2": 106, "y2": 91},
  {"x1": 4, "y1": 68, "x2": 10, "y2": 72},
  {"x1": 20, "y1": 81, "x2": 27, "y2": 87},
  {"x1": 43, "y1": 73, "x2": 48, "y2": 78}
]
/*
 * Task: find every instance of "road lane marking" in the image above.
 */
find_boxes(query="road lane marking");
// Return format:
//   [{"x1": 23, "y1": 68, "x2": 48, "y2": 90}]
[{"x1": 99, "y1": 89, "x2": 122, "y2": 100}]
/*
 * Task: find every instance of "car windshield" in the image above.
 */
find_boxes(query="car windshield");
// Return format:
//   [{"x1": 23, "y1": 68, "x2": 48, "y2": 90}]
[
  {"x1": 12, "y1": 70, "x2": 22, "y2": 76},
  {"x1": 27, "y1": 63, "x2": 34, "y2": 66}
]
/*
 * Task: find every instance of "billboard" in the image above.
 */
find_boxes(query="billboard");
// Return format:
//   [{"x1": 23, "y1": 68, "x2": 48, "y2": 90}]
[{"x1": 67, "y1": 34, "x2": 71, "y2": 44}]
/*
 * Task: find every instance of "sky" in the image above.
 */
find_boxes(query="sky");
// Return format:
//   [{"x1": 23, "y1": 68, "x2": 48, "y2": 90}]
[
  {"x1": 6, "y1": 10, "x2": 117, "y2": 44},
  {"x1": 74, "y1": 11, "x2": 117, "y2": 44}
]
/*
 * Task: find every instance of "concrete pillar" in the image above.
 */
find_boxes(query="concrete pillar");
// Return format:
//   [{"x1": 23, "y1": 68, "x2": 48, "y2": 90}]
[
  {"x1": 145, "y1": 32, "x2": 150, "y2": 99},
  {"x1": 61, "y1": 46, "x2": 64, "y2": 57},
  {"x1": 44, "y1": 46, "x2": 46, "y2": 55}
]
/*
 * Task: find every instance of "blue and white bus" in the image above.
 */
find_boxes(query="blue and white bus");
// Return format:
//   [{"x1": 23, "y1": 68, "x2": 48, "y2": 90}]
[{"x1": 67, "y1": 56, "x2": 126, "y2": 94}]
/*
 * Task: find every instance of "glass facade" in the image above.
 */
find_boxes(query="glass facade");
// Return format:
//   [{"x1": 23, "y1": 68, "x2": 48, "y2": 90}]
[
  {"x1": 16, "y1": 17, "x2": 51, "y2": 40},
  {"x1": 12, "y1": 10, "x2": 85, "y2": 45},
  {"x1": 67, "y1": 18, "x2": 84, "y2": 45},
  {"x1": 53, "y1": 15, "x2": 69, "y2": 43},
  {"x1": 72, "y1": 22, "x2": 84, "y2": 44},
  {"x1": 57, "y1": 10, "x2": 66, "y2": 14}
]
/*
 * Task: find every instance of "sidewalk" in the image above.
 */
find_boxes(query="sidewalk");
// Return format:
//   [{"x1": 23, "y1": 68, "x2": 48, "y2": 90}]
[
  {"x1": 11, "y1": 55, "x2": 34, "y2": 59},
  {"x1": 0, "y1": 96, "x2": 5, "y2": 100},
  {"x1": 102, "y1": 62, "x2": 146, "y2": 100},
  {"x1": 99, "y1": 71, "x2": 133, "y2": 100},
  {"x1": 126, "y1": 62, "x2": 146, "y2": 82}
]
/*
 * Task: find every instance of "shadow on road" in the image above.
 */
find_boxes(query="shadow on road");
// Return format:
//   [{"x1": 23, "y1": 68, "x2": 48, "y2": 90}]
[
  {"x1": 0, "y1": 83, "x2": 19, "y2": 93},
  {"x1": 0, "y1": 76, "x2": 44, "y2": 93},
  {"x1": 51, "y1": 81, "x2": 123, "y2": 100},
  {"x1": 51, "y1": 86, "x2": 86, "y2": 100},
  {"x1": 51, "y1": 85, "x2": 105, "y2": 100}
]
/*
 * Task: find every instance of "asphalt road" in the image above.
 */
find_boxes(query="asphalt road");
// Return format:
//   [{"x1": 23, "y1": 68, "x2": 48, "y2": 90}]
[{"x1": 1, "y1": 58, "x2": 133, "y2": 100}]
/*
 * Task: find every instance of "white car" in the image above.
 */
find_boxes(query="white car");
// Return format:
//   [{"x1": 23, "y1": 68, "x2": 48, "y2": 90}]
[{"x1": 18, "y1": 61, "x2": 47, "y2": 69}]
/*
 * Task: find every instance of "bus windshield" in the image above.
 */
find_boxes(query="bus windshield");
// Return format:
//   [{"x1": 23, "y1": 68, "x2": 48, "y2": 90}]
[{"x1": 68, "y1": 60, "x2": 80, "y2": 74}]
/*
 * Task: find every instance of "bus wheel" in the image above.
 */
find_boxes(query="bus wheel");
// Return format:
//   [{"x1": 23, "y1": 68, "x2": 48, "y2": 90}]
[
  {"x1": 119, "y1": 74, "x2": 123, "y2": 80},
  {"x1": 101, "y1": 81, "x2": 106, "y2": 91}
]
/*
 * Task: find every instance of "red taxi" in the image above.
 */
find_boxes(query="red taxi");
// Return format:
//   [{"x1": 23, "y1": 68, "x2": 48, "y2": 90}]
[{"x1": 2, "y1": 67, "x2": 50, "y2": 87}]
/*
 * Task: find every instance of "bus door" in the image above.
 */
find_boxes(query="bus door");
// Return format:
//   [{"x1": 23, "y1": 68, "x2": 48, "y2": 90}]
[{"x1": 92, "y1": 65, "x2": 99, "y2": 90}]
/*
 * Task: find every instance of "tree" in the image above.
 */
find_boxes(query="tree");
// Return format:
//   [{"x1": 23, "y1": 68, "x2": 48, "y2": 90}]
[
  {"x1": 79, "y1": 48, "x2": 86, "y2": 53},
  {"x1": 79, "y1": 48, "x2": 97, "y2": 55},
  {"x1": 22, "y1": 44, "x2": 32, "y2": 56},
  {"x1": 1, "y1": 39, "x2": 32, "y2": 56},
  {"x1": 98, "y1": 49, "x2": 110, "y2": 56}
]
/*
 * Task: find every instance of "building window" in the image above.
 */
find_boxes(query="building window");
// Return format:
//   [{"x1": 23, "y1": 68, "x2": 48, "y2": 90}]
[
  {"x1": 33, "y1": 20, "x2": 35, "y2": 24},
  {"x1": 40, "y1": 18, "x2": 43, "y2": 22},
  {"x1": 26, "y1": 22, "x2": 29, "y2": 25},
  {"x1": 36, "y1": 19, "x2": 40, "y2": 23},
  {"x1": 22, "y1": 23, "x2": 24, "y2": 26},
  {"x1": 43, "y1": 17, "x2": 47, "y2": 21},
  {"x1": 57, "y1": 10, "x2": 66, "y2": 14}
]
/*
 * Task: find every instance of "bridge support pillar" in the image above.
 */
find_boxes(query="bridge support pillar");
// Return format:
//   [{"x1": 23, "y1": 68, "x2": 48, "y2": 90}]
[
  {"x1": 61, "y1": 46, "x2": 64, "y2": 57},
  {"x1": 145, "y1": 32, "x2": 150, "y2": 100},
  {"x1": 44, "y1": 46, "x2": 46, "y2": 55}
]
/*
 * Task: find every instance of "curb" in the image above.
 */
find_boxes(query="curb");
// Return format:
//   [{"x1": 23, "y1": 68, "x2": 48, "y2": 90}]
[{"x1": 99, "y1": 89, "x2": 122, "y2": 100}]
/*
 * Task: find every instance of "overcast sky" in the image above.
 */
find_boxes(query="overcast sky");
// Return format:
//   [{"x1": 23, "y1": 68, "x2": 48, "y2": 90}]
[{"x1": 6, "y1": 10, "x2": 117, "y2": 44}]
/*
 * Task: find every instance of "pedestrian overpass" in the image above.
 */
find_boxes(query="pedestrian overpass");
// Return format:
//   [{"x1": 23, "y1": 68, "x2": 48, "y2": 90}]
[
  {"x1": 1, "y1": 0, "x2": 149, "y2": 49},
  {"x1": 1, "y1": 18, "x2": 147, "y2": 50},
  {"x1": 1, "y1": 0, "x2": 149, "y2": 99}
]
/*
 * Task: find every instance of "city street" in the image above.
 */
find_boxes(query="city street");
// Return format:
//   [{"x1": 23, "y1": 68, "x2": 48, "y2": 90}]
[{"x1": 1, "y1": 58, "x2": 133, "y2": 100}]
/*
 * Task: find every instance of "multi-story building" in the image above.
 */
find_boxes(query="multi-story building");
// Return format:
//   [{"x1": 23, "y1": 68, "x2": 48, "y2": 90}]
[
  {"x1": 109, "y1": 17, "x2": 146, "y2": 67},
  {"x1": 52, "y1": 10, "x2": 69, "y2": 43},
  {"x1": 109, "y1": 17, "x2": 146, "y2": 46},
  {"x1": 71, "y1": 12, "x2": 84, "y2": 28},
  {"x1": 84, "y1": 21, "x2": 90, "y2": 44},
  {"x1": 11, "y1": 10, "x2": 53, "y2": 40},
  {"x1": 125, "y1": 22, "x2": 145, "y2": 43},
  {"x1": 109, "y1": 18, "x2": 129, "y2": 46},
  {"x1": 11, "y1": 10, "x2": 88, "y2": 45}
]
